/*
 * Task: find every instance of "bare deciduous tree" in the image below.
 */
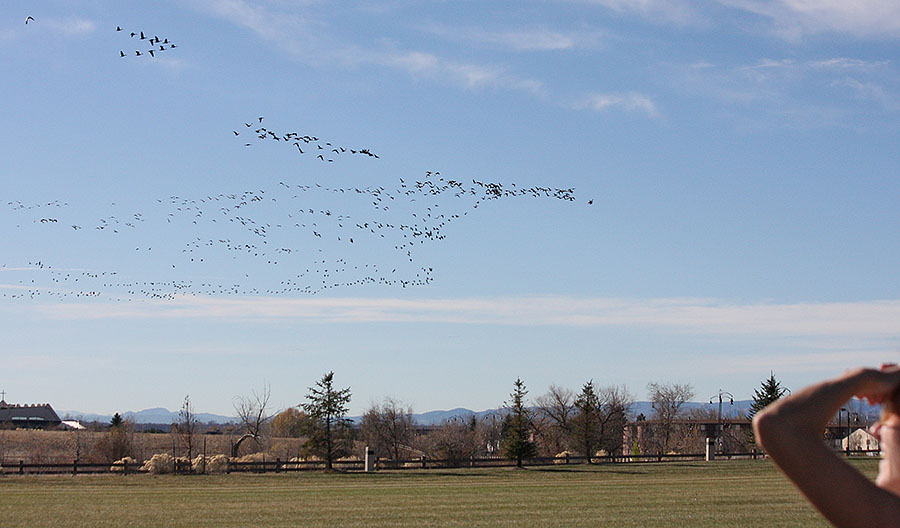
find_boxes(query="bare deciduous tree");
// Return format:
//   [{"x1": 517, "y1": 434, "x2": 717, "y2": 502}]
[
  {"x1": 232, "y1": 383, "x2": 272, "y2": 457},
  {"x1": 422, "y1": 418, "x2": 478, "y2": 467},
  {"x1": 177, "y1": 394, "x2": 199, "y2": 459},
  {"x1": 360, "y1": 397, "x2": 416, "y2": 459},
  {"x1": 534, "y1": 385, "x2": 575, "y2": 455},
  {"x1": 597, "y1": 385, "x2": 634, "y2": 456},
  {"x1": 647, "y1": 382, "x2": 694, "y2": 454}
]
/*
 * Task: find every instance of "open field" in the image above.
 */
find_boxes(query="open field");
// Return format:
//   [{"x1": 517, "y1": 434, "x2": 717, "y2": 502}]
[{"x1": 0, "y1": 458, "x2": 878, "y2": 527}]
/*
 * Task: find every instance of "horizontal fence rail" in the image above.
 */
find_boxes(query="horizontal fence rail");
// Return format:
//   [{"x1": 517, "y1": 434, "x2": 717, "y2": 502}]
[{"x1": 0, "y1": 449, "x2": 882, "y2": 475}]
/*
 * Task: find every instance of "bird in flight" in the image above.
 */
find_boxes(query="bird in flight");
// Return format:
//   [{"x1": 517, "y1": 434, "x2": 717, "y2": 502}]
[{"x1": 25, "y1": 16, "x2": 34, "y2": 24}]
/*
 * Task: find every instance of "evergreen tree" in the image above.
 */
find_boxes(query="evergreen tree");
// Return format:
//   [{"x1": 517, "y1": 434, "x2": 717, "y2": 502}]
[
  {"x1": 571, "y1": 380, "x2": 602, "y2": 463},
  {"x1": 302, "y1": 372, "x2": 352, "y2": 470},
  {"x1": 110, "y1": 412, "x2": 124, "y2": 429},
  {"x1": 748, "y1": 372, "x2": 788, "y2": 418},
  {"x1": 502, "y1": 378, "x2": 537, "y2": 468}
]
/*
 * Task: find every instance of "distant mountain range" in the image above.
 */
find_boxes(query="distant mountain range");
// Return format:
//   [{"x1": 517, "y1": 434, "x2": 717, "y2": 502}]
[{"x1": 59, "y1": 398, "x2": 879, "y2": 426}]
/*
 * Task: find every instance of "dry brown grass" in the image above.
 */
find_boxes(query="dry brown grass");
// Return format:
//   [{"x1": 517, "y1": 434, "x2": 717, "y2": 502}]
[{"x1": 0, "y1": 429, "x2": 308, "y2": 465}]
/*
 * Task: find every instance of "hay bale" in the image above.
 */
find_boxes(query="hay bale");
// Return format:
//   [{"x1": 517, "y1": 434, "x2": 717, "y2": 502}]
[
  {"x1": 110, "y1": 456, "x2": 138, "y2": 472},
  {"x1": 554, "y1": 451, "x2": 573, "y2": 464},
  {"x1": 233, "y1": 452, "x2": 268, "y2": 463},
  {"x1": 141, "y1": 453, "x2": 174, "y2": 475},
  {"x1": 190, "y1": 454, "x2": 229, "y2": 474},
  {"x1": 191, "y1": 454, "x2": 207, "y2": 473},
  {"x1": 207, "y1": 454, "x2": 229, "y2": 474}
]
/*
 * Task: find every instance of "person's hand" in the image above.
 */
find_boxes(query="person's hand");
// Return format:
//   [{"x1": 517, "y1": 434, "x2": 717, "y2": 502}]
[{"x1": 854, "y1": 364, "x2": 900, "y2": 405}]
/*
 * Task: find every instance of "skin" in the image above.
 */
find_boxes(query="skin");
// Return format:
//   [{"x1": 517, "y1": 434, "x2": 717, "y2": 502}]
[{"x1": 753, "y1": 366, "x2": 900, "y2": 527}]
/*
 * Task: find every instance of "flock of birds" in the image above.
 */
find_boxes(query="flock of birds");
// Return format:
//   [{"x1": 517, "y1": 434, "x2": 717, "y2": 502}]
[
  {"x1": 116, "y1": 25, "x2": 177, "y2": 59},
  {"x1": 234, "y1": 117, "x2": 379, "y2": 162},
  {"x1": 6, "y1": 19, "x2": 588, "y2": 303}
]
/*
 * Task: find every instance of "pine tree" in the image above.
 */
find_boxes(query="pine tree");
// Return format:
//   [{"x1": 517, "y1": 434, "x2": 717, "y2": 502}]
[
  {"x1": 302, "y1": 372, "x2": 352, "y2": 470},
  {"x1": 502, "y1": 378, "x2": 537, "y2": 468},
  {"x1": 109, "y1": 412, "x2": 124, "y2": 429},
  {"x1": 748, "y1": 372, "x2": 788, "y2": 418},
  {"x1": 572, "y1": 380, "x2": 602, "y2": 463}
]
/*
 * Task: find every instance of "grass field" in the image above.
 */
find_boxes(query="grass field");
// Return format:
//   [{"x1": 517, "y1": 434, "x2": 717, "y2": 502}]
[{"x1": 0, "y1": 458, "x2": 877, "y2": 527}]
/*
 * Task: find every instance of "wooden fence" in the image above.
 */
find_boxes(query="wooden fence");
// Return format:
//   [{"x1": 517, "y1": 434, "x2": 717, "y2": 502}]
[{"x1": 0, "y1": 449, "x2": 881, "y2": 476}]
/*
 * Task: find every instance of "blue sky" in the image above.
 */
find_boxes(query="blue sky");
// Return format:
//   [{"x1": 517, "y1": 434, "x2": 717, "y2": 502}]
[{"x1": 2, "y1": 1, "x2": 900, "y2": 417}]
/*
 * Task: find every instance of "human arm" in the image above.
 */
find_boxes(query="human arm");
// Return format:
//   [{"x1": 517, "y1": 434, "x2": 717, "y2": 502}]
[{"x1": 753, "y1": 367, "x2": 900, "y2": 527}]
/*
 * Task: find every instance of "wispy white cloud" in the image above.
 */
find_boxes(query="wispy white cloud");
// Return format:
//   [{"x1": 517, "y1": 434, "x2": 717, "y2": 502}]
[
  {"x1": 716, "y1": 0, "x2": 900, "y2": 39},
  {"x1": 574, "y1": 0, "x2": 900, "y2": 38},
  {"x1": 672, "y1": 56, "x2": 900, "y2": 126},
  {"x1": 425, "y1": 25, "x2": 605, "y2": 52},
  {"x1": 189, "y1": 0, "x2": 546, "y2": 96},
  {"x1": 809, "y1": 58, "x2": 891, "y2": 71},
  {"x1": 34, "y1": 295, "x2": 900, "y2": 339},
  {"x1": 832, "y1": 77, "x2": 900, "y2": 111},
  {"x1": 374, "y1": 50, "x2": 546, "y2": 95},
  {"x1": 43, "y1": 17, "x2": 97, "y2": 37},
  {"x1": 573, "y1": 92, "x2": 659, "y2": 116},
  {"x1": 574, "y1": 0, "x2": 701, "y2": 25}
]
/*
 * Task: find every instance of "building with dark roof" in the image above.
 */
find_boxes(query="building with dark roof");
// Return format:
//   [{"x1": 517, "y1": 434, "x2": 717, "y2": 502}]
[{"x1": 0, "y1": 399, "x2": 62, "y2": 429}]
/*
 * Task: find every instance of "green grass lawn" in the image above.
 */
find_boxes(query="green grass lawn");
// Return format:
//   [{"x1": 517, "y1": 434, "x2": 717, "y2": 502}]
[{"x1": 0, "y1": 458, "x2": 878, "y2": 527}]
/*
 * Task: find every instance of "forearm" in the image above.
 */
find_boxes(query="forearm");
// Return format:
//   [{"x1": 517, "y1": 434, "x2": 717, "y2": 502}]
[
  {"x1": 752, "y1": 368, "x2": 900, "y2": 528},
  {"x1": 754, "y1": 368, "x2": 868, "y2": 444}
]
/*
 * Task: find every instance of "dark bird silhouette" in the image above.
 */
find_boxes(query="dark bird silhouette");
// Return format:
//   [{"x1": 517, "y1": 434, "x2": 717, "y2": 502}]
[
  {"x1": 120, "y1": 51, "x2": 125, "y2": 57},
  {"x1": 116, "y1": 26, "x2": 122, "y2": 31},
  {"x1": 130, "y1": 32, "x2": 136, "y2": 37},
  {"x1": 135, "y1": 51, "x2": 142, "y2": 56},
  {"x1": 140, "y1": 31, "x2": 145, "y2": 39},
  {"x1": 25, "y1": 16, "x2": 34, "y2": 24},
  {"x1": 233, "y1": 131, "x2": 239, "y2": 136},
  {"x1": 148, "y1": 49, "x2": 155, "y2": 57}
]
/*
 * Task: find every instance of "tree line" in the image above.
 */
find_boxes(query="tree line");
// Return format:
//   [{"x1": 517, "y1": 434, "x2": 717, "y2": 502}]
[{"x1": 51, "y1": 372, "x2": 794, "y2": 466}]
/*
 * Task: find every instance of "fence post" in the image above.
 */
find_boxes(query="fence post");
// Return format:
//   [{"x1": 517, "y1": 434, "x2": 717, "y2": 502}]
[
  {"x1": 276, "y1": 458, "x2": 281, "y2": 473},
  {"x1": 565, "y1": 452, "x2": 569, "y2": 465},
  {"x1": 73, "y1": 458, "x2": 78, "y2": 475},
  {"x1": 19, "y1": 460, "x2": 24, "y2": 475},
  {"x1": 124, "y1": 459, "x2": 129, "y2": 476},
  {"x1": 421, "y1": 456, "x2": 427, "y2": 469},
  {"x1": 470, "y1": 455, "x2": 474, "y2": 468}
]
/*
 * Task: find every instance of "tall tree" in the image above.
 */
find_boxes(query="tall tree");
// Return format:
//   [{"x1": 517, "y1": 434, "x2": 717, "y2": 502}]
[
  {"x1": 572, "y1": 380, "x2": 602, "y2": 463},
  {"x1": 534, "y1": 385, "x2": 575, "y2": 455},
  {"x1": 271, "y1": 407, "x2": 306, "y2": 438},
  {"x1": 109, "y1": 412, "x2": 124, "y2": 429},
  {"x1": 232, "y1": 383, "x2": 272, "y2": 457},
  {"x1": 177, "y1": 395, "x2": 199, "y2": 459},
  {"x1": 502, "y1": 378, "x2": 537, "y2": 468},
  {"x1": 748, "y1": 372, "x2": 789, "y2": 418},
  {"x1": 647, "y1": 382, "x2": 694, "y2": 454},
  {"x1": 302, "y1": 372, "x2": 352, "y2": 470},
  {"x1": 597, "y1": 385, "x2": 633, "y2": 456},
  {"x1": 360, "y1": 397, "x2": 416, "y2": 459}
]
